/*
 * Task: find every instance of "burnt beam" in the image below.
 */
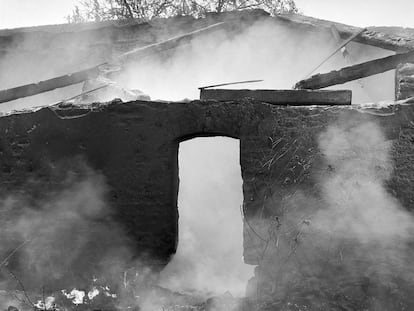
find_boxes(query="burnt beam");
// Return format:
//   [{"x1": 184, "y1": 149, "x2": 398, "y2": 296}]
[
  {"x1": 0, "y1": 67, "x2": 100, "y2": 104},
  {"x1": 295, "y1": 50, "x2": 414, "y2": 90},
  {"x1": 200, "y1": 89, "x2": 352, "y2": 105},
  {"x1": 0, "y1": 22, "x2": 226, "y2": 104}
]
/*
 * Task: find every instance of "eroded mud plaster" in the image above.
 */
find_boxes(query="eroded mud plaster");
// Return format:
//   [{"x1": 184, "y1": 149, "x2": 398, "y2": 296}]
[{"x1": 0, "y1": 100, "x2": 412, "y2": 267}]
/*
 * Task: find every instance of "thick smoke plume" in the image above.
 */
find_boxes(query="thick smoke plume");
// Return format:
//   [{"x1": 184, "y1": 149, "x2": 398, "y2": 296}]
[
  {"x1": 250, "y1": 118, "x2": 414, "y2": 309},
  {"x1": 0, "y1": 10, "x2": 410, "y2": 310},
  {"x1": 1, "y1": 15, "x2": 395, "y2": 113},
  {"x1": 159, "y1": 137, "x2": 253, "y2": 297},
  {"x1": 312, "y1": 119, "x2": 414, "y2": 284},
  {"x1": 118, "y1": 19, "x2": 394, "y2": 104},
  {"x1": 0, "y1": 165, "x2": 134, "y2": 309},
  {"x1": 316, "y1": 120, "x2": 412, "y2": 244},
  {"x1": 0, "y1": 149, "x2": 251, "y2": 310}
]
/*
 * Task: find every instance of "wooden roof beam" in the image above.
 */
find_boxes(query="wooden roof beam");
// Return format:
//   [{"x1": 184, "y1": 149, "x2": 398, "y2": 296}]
[
  {"x1": 295, "y1": 50, "x2": 414, "y2": 90},
  {"x1": 0, "y1": 22, "x2": 226, "y2": 105},
  {"x1": 200, "y1": 89, "x2": 352, "y2": 105}
]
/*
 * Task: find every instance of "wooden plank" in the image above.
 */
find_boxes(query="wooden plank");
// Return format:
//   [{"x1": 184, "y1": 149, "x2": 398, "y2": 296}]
[
  {"x1": 200, "y1": 89, "x2": 352, "y2": 105},
  {"x1": 295, "y1": 50, "x2": 414, "y2": 90},
  {"x1": 0, "y1": 22, "x2": 226, "y2": 104},
  {"x1": 302, "y1": 28, "x2": 366, "y2": 79},
  {"x1": 0, "y1": 67, "x2": 100, "y2": 104}
]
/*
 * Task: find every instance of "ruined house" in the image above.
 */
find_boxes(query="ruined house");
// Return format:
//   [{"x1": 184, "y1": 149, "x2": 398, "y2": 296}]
[{"x1": 0, "y1": 9, "x2": 413, "y2": 292}]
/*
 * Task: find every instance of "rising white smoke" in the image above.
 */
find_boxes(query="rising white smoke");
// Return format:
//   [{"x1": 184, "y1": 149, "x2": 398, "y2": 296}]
[
  {"x1": 0, "y1": 10, "x2": 408, "y2": 310},
  {"x1": 313, "y1": 119, "x2": 414, "y2": 278},
  {"x1": 249, "y1": 117, "x2": 414, "y2": 308},
  {"x1": 1, "y1": 13, "x2": 395, "y2": 113},
  {"x1": 0, "y1": 165, "x2": 134, "y2": 309},
  {"x1": 117, "y1": 18, "x2": 394, "y2": 104},
  {"x1": 159, "y1": 137, "x2": 253, "y2": 297},
  {"x1": 317, "y1": 120, "x2": 411, "y2": 241}
]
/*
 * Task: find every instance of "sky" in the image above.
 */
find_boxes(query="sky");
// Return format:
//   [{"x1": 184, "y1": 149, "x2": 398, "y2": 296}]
[
  {"x1": 0, "y1": 0, "x2": 414, "y2": 29},
  {"x1": 295, "y1": 0, "x2": 414, "y2": 28}
]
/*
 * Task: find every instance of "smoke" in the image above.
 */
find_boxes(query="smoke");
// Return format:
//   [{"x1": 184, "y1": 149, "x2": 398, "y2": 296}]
[
  {"x1": 117, "y1": 18, "x2": 394, "y2": 104},
  {"x1": 0, "y1": 23, "x2": 107, "y2": 113},
  {"x1": 1, "y1": 116, "x2": 408, "y2": 309},
  {"x1": 159, "y1": 137, "x2": 253, "y2": 298},
  {"x1": 118, "y1": 19, "x2": 337, "y2": 101},
  {"x1": 312, "y1": 119, "x2": 414, "y2": 280},
  {"x1": 250, "y1": 117, "x2": 414, "y2": 308},
  {"x1": 0, "y1": 164, "x2": 135, "y2": 309},
  {"x1": 1, "y1": 14, "x2": 396, "y2": 115},
  {"x1": 0, "y1": 11, "x2": 408, "y2": 310},
  {"x1": 316, "y1": 120, "x2": 411, "y2": 242},
  {"x1": 0, "y1": 149, "x2": 250, "y2": 310}
]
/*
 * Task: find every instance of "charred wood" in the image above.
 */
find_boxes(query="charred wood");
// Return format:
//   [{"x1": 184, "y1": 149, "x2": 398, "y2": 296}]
[
  {"x1": 0, "y1": 22, "x2": 226, "y2": 104},
  {"x1": 0, "y1": 67, "x2": 100, "y2": 104},
  {"x1": 295, "y1": 50, "x2": 414, "y2": 90},
  {"x1": 200, "y1": 89, "x2": 352, "y2": 105}
]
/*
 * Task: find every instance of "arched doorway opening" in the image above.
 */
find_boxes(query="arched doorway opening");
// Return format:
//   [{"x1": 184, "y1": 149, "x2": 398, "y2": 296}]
[{"x1": 160, "y1": 136, "x2": 253, "y2": 296}]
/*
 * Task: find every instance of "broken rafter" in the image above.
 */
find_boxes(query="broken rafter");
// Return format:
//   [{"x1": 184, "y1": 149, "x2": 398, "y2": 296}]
[
  {"x1": 295, "y1": 50, "x2": 414, "y2": 90},
  {"x1": 302, "y1": 28, "x2": 367, "y2": 79},
  {"x1": 0, "y1": 22, "x2": 226, "y2": 104},
  {"x1": 0, "y1": 67, "x2": 101, "y2": 104},
  {"x1": 200, "y1": 89, "x2": 352, "y2": 105}
]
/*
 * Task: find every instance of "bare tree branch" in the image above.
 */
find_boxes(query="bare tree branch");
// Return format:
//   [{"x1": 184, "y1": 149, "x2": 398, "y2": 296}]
[
  {"x1": 6, "y1": 269, "x2": 35, "y2": 308},
  {"x1": 68, "y1": 0, "x2": 298, "y2": 22}
]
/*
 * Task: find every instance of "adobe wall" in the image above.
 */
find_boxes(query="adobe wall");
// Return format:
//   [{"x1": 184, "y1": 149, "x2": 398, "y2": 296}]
[
  {"x1": 0, "y1": 100, "x2": 412, "y2": 269},
  {"x1": 397, "y1": 63, "x2": 414, "y2": 100}
]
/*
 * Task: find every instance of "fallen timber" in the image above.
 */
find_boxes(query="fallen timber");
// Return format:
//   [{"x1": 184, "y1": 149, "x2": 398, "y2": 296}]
[
  {"x1": 0, "y1": 22, "x2": 226, "y2": 104},
  {"x1": 295, "y1": 50, "x2": 414, "y2": 90},
  {"x1": 199, "y1": 89, "x2": 352, "y2": 105},
  {"x1": 0, "y1": 67, "x2": 101, "y2": 105},
  {"x1": 302, "y1": 28, "x2": 366, "y2": 79}
]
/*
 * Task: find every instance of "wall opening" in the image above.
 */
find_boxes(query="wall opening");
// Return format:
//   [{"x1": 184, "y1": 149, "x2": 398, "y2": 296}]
[{"x1": 159, "y1": 136, "x2": 253, "y2": 297}]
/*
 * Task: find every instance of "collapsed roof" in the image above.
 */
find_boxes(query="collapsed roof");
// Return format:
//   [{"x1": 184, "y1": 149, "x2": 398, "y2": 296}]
[
  {"x1": 0, "y1": 10, "x2": 413, "y2": 106},
  {"x1": 274, "y1": 13, "x2": 414, "y2": 52},
  {"x1": 2, "y1": 10, "x2": 413, "y2": 52}
]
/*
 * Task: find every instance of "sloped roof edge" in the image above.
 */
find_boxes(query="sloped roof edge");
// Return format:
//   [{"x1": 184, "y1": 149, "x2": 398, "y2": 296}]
[
  {"x1": 0, "y1": 10, "x2": 413, "y2": 52},
  {"x1": 276, "y1": 13, "x2": 414, "y2": 52}
]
